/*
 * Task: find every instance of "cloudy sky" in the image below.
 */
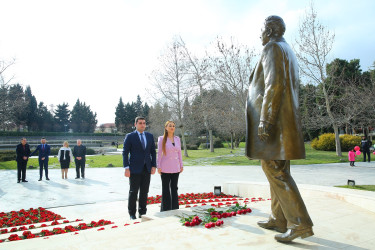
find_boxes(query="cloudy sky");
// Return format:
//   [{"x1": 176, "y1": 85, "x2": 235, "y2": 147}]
[{"x1": 1, "y1": 0, "x2": 374, "y2": 124}]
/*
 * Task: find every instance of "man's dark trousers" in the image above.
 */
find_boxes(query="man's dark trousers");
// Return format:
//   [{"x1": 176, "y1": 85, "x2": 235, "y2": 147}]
[
  {"x1": 75, "y1": 159, "x2": 85, "y2": 178},
  {"x1": 39, "y1": 159, "x2": 48, "y2": 179},
  {"x1": 128, "y1": 165, "x2": 150, "y2": 216},
  {"x1": 363, "y1": 150, "x2": 371, "y2": 162},
  {"x1": 17, "y1": 160, "x2": 27, "y2": 181}
]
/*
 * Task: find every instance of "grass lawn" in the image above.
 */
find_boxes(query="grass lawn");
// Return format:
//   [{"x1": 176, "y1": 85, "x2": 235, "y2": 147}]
[
  {"x1": 335, "y1": 185, "x2": 375, "y2": 192},
  {"x1": 0, "y1": 142, "x2": 348, "y2": 169}
]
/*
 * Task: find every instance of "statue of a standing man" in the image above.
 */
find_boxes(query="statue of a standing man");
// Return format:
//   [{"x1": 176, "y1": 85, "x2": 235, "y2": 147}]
[{"x1": 246, "y1": 15, "x2": 313, "y2": 242}]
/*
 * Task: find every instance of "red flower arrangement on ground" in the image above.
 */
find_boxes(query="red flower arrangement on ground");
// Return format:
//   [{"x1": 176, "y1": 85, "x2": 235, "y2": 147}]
[
  {"x1": 0, "y1": 207, "x2": 64, "y2": 228},
  {"x1": 179, "y1": 203, "x2": 252, "y2": 229},
  {"x1": 1, "y1": 219, "x2": 114, "y2": 243},
  {"x1": 147, "y1": 192, "x2": 235, "y2": 205}
]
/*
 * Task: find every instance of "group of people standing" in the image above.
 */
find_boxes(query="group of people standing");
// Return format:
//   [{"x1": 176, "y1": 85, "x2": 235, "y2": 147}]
[
  {"x1": 15, "y1": 138, "x2": 87, "y2": 182},
  {"x1": 123, "y1": 117, "x2": 183, "y2": 220}
]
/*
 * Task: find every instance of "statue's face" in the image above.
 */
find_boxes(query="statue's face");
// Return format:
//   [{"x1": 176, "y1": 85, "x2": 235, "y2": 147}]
[{"x1": 260, "y1": 24, "x2": 270, "y2": 46}]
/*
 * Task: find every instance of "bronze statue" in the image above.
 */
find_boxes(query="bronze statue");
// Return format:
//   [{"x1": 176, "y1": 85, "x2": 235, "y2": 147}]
[{"x1": 246, "y1": 15, "x2": 313, "y2": 242}]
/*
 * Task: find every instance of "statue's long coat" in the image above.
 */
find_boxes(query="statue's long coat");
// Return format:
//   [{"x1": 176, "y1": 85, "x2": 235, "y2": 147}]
[{"x1": 246, "y1": 37, "x2": 305, "y2": 160}]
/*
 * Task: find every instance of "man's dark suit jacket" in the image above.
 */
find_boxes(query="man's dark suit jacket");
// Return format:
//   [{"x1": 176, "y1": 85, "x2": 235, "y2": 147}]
[
  {"x1": 123, "y1": 131, "x2": 156, "y2": 174},
  {"x1": 73, "y1": 145, "x2": 87, "y2": 160},
  {"x1": 16, "y1": 144, "x2": 31, "y2": 162},
  {"x1": 30, "y1": 144, "x2": 51, "y2": 159}
]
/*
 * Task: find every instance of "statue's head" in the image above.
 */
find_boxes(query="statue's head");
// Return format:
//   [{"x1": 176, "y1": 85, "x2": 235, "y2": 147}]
[{"x1": 261, "y1": 15, "x2": 286, "y2": 46}]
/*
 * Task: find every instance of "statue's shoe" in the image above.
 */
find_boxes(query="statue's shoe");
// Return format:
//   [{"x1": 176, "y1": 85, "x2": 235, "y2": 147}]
[
  {"x1": 257, "y1": 220, "x2": 287, "y2": 233},
  {"x1": 275, "y1": 228, "x2": 314, "y2": 242}
]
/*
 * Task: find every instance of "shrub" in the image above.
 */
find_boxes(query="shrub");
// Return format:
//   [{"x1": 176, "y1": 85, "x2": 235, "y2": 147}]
[
  {"x1": 311, "y1": 133, "x2": 361, "y2": 151},
  {"x1": 186, "y1": 144, "x2": 198, "y2": 150},
  {"x1": 213, "y1": 138, "x2": 224, "y2": 148},
  {"x1": 340, "y1": 134, "x2": 362, "y2": 152},
  {"x1": 0, "y1": 150, "x2": 15, "y2": 162}
]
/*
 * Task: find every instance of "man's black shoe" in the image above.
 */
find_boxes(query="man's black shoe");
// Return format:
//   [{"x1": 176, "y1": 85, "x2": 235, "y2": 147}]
[
  {"x1": 130, "y1": 215, "x2": 137, "y2": 220},
  {"x1": 38, "y1": 179, "x2": 42, "y2": 181},
  {"x1": 22, "y1": 180, "x2": 28, "y2": 182},
  {"x1": 75, "y1": 177, "x2": 80, "y2": 179},
  {"x1": 46, "y1": 178, "x2": 50, "y2": 181},
  {"x1": 17, "y1": 180, "x2": 20, "y2": 183}
]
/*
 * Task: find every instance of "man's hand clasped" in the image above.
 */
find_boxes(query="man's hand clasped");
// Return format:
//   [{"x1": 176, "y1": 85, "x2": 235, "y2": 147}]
[{"x1": 124, "y1": 168, "x2": 130, "y2": 178}]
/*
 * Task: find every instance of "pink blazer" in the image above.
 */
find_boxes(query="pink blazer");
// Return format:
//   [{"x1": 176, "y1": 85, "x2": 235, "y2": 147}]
[
  {"x1": 157, "y1": 136, "x2": 183, "y2": 173},
  {"x1": 348, "y1": 151, "x2": 356, "y2": 161}
]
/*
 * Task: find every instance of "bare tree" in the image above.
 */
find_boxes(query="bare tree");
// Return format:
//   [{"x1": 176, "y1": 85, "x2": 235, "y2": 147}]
[
  {"x1": 178, "y1": 37, "x2": 217, "y2": 152},
  {"x1": 294, "y1": 3, "x2": 342, "y2": 155},
  {"x1": 148, "y1": 102, "x2": 172, "y2": 141},
  {"x1": 207, "y1": 37, "x2": 255, "y2": 147},
  {"x1": 149, "y1": 37, "x2": 196, "y2": 157},
  {"x1": 0, "y1": 58, "x2": 16, "y2": 130}
]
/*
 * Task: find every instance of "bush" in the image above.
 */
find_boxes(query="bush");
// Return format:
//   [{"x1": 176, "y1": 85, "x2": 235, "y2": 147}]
[
  {"x1": 311, "y1": 133, "x2": 361, "y2": 151},
  {"x1": 186, "y1": 144, "x2": 198, "y2": 150},
  {"x1": 0, "y1": 150, "x2": 15, "y2": 162},
  {"x1": 340, "y1": 134, "x2": 362, "y2": 152},
  {"x1": 199, "y1": 137, "x2": 224, "y2": 149},
  {"x1": 213, "y1": 138, "x2": 224, "y2": 148}
]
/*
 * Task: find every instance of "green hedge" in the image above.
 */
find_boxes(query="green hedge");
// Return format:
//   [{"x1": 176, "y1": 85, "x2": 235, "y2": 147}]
[
  {"x1": 0, "y1": 150, "x2": 15, "y2": 162},
  {"x1": 0, "y1": 131, "x2": 119, "y2": 137},
  {"x1": 311, "y1": 133, "x2": 361, "y2": 151}
]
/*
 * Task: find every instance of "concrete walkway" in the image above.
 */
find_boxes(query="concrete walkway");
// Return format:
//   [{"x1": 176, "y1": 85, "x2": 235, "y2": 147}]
[
  {"x1": 0, "y1": 163, "x2": 374, "y2": 210},
  {"x1": 1, "y1": 163, "x2": 375, "y2": 249}
]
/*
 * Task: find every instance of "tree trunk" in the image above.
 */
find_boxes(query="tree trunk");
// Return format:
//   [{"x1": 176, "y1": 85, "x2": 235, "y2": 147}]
[
  {"x1": 230, "y1": 132, "x2": 234, "y2": 149},
  {"x1": 333, "y1": 124, "x2": 342, "y2": 157},
  {"x1": 322, "y1": 83, "x2": 342, "y2": 157},
  {"x1": 180, "y1": 126, "x2": 189, "y2": 157},
  {"x1": 209, "y1": 129, "x2": 214, "y2": 152}
]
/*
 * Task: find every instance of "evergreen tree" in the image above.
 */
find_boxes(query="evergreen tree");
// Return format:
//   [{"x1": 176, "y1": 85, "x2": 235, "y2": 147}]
[
  {"x1": 70, "y1": 99, "x2": 97, "y2": 133},
  {"x1": 24, "y1": 86, "x2": 38, "y2": 131},
  {"x1": 36, "y1": 102, "x2": 55, "y2": 132},
  {"x1": 54, "y1": 103, "x2": 70, "y2": 132},
  {"x1": 124, "y1": 102, "x2": 137, "y2": 132},
  {"x1": 143, "y1": 102, "x2": 150, "y2": 120},
  {"x1": 134, "y1": 95, "x2": 144, "y2": 116},
  {"x1": 115, "y1": 97, "x2": 126, "y2": 132}
]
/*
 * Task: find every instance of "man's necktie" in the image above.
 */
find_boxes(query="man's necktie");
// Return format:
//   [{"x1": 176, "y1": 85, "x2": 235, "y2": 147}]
[{"x1": 140, "y1": 133, "x2": 146, "y2": 150}]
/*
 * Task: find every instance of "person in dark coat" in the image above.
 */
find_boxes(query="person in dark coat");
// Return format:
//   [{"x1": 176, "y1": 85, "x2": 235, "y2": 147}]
[
  {"x1": 123, "y1": 117, "x2": 156, "y2": 220},
  {"x1": 30, "y1": 137, "x2": 51, "y2": 181},
  {"x1": 361, "y1": 136, "x2": 372, "y2": 162},
  {"x1": 16, "y1": 138, "x2": 31, "y2": 183},
  {"x1": 73, "y1": 139, "x2": 86, "y2": 179}
]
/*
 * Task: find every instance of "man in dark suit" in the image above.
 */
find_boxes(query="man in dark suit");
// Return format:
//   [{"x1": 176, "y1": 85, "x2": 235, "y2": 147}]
[
  {"x1": 30, "y1": 137, "x2": 51, "y2": 181},
  {"x1": 246, "y1": 16, "x2": 313, "y2": 242},
  {"x1": 123, "y1": 117, "x2": 156, "y2": 220},
  {"x1": 73, "y1": 139, "x2": 87, "y2": 179},
  {"x1": 16, "y1": 137, "x2": 31, "y2": 183}
]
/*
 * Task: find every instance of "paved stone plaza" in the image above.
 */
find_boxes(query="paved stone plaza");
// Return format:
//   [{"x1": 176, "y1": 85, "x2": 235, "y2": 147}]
[{"x1": 1, "y1": 162, "x2": 375, "y2": 249}]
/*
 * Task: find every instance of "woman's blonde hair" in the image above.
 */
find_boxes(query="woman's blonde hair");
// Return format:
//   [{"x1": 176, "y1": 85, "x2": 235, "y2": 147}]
[
  {"x1": 63, "y1": 141, "x2": 69, "y2": 147},
  {"x1": 162, "y1": 121, "x2": 175, "y2": 155}
]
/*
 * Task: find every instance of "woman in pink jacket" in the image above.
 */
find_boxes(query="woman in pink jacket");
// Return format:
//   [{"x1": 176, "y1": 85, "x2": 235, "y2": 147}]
[{"x1": 157, "y1": 121, "x2": 183, "y2": 211}]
